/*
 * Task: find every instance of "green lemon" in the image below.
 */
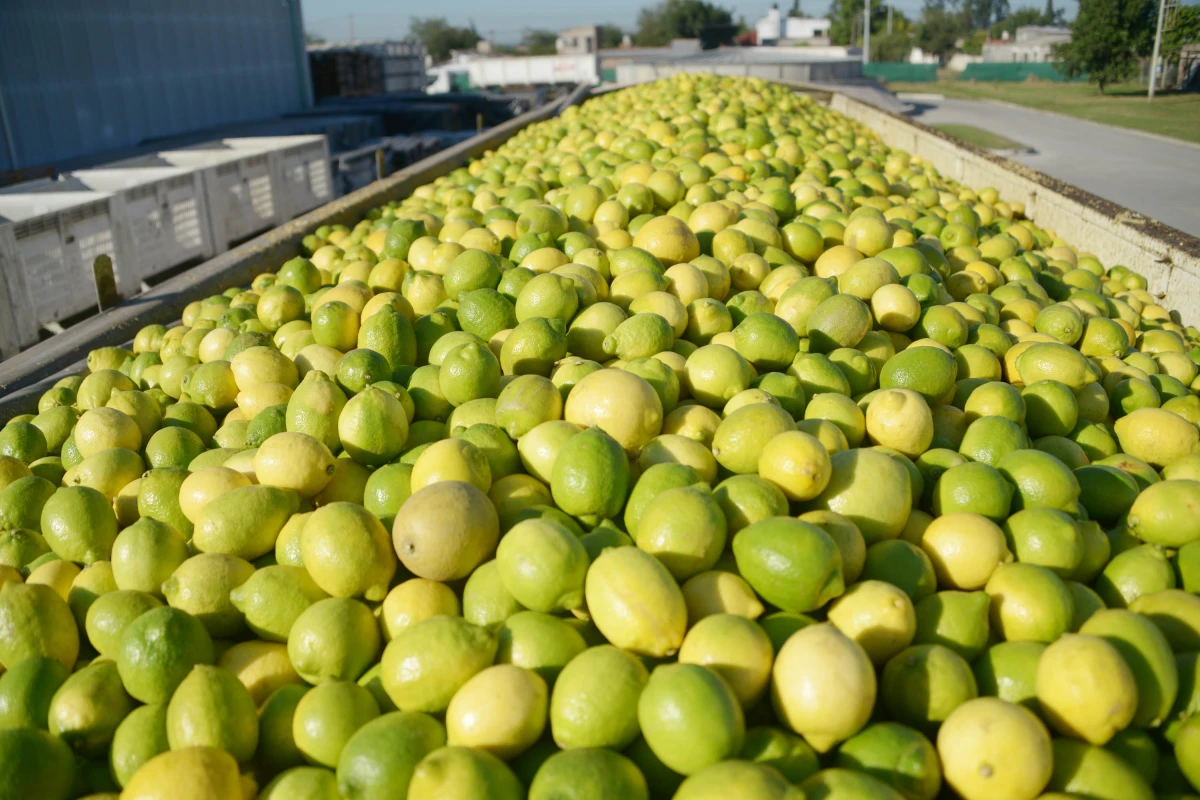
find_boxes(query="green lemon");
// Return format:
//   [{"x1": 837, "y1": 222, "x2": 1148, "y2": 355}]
[
  {"x1": 292, "y1": 679, "x2": 380, "y2": 768},
  {"x1": 496, "y1": 518, "x2": 589, "y2": 613},
  {"x1": 336, "y1": 711, "x2": 446, "y2": 800},
  {"x1": 1095, "y1": 543, "x2": 1175, "y2": 609},
  {"x1": 1001, "y1": 507, "x2": 1084, "y2": 577},
  {"x1": 0, "y1": 727, "x2": 77, "y2": 800},
  {"x1": 835, "y1": 722, "x2": 941, "y2": 800},
  {"x1": 115, "y1": 606, "x2": 213, "y2": 704},
  {"x1": 110, "y1": 517, "x2": 188, "y2": 598},
  {"x1": 882, "y1": 644, "x2": 978, "y2": 734},
  {"x1": 880, "y1": 346, "x2": 958, "y2": 404},
  {"x1": 741, "y1": 726, "x2": 820, "y2": 784},
  {"x1": 380, "y1": 616, "x2": 497, "y2": 713},
  {"x1": 551, "y1": 427, "x2": 630, "y2": 527},
  {"x1": 407, "y1": 746, "x2": 523, "y2": 800},
  {"x1": 671, "y1": 760, "x2": 790, "y2": 800},
  {"x1": 637, "y1": 663, "x2": 744, "y2": 776},
  {"x1": 930, "y1": 461, "x2": 1014, "y2": 523},
  {"x1": 548, "y1": 644, "x2": 648, "y2": 750},
  {"x1": 913, "y1": 590, "x2": 990, "y2": 662},
  {"x1": 84, "y1": 589, "x2": 162, "y2": 659},
  {"x1": 637, "y1": 486, "x2": 727, "y2": 581},
  {"x1": 1080, "y1": 608, "x2": 1179, "y2": 729},
  {"x1": 39, "y1": 485, "x2": 119, "y2": 564},
  {"x1": 165, "y1": 664, "x2": 258, "y2": 764},
  {"x1": 806, "y1": 294, "x2": 871, "y2": 353},
  {"x1": 109, "y1": 702, "x2": 169, "y2": 789},
  {"x1": 733, "y1": 517, "x2": 843, "y2": 613},
  {"x1": 1048, "y1": 738, "x2": 1154, "y2": 800},
  {"x1": 0, "y1": 655, "x2": 69, "y2": 730},
  {"x1": 0, "y1": 582, "x2": 79, "y2": 671}
]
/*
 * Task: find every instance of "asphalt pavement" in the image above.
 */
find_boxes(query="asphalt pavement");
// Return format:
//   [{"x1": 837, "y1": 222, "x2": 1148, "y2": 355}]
[{"x1": 901, "y1": 95, "x2": 1200, "y2": 238}]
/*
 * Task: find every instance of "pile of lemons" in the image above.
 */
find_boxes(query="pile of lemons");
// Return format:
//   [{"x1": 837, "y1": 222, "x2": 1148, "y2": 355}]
[{"x1": 3, "y1": 74, "x2": 1200, "y2": 800}]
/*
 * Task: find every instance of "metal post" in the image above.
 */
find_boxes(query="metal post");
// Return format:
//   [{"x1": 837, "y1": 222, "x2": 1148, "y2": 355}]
[
  {"x1": 888, "y1": 4, "x2": 893, "y2": 35},
  {"x1": 348, "y1": 14, "x2": 355, "y2": 43},
  {"x1": 1149, "y1": 0, "x2": 1167, "y2": 101},
  {"x1": 864, "y1": 0, "x2": 871, "y2": 63}
]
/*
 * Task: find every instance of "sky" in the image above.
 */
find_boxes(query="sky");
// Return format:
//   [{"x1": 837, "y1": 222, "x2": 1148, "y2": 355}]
[{"x1": 301, "y1": 0, "x2": 1084, "y2": 45}]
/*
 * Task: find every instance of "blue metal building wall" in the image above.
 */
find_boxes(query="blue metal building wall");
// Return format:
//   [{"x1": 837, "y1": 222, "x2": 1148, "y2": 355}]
[{"x1": 0, "y1": 0, "x2": 312, "y2": 173}]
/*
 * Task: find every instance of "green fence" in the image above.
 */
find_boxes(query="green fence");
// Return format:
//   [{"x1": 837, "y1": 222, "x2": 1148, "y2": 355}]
[
  {"x1": 863, "y1": 63, "x2": 939, "y2": 83},
  {"x1": 957, "y1": 63, "x2": 1079, "y2": 82}
]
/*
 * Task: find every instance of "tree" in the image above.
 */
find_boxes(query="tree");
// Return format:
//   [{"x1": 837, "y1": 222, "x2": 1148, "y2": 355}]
[
  {"x1": 599, "y1": 24, "x2": 626, "y2": 48},
  {"x1": 1054, "y1": 0, "x2": 1155, "y2": 93},
  {"x1": 305, "y1": 32, "x2": 326, "y2": 44},
  {"x1": 520, "y1": 29, "x2": 559, "y2": 54},
  {"x1": 989, "y1": 6, "x2": 1047, "y2": 37},
  {"x1": 634, "y1": 0, "x2": 737, "y2": 48},
  {"x1": 829, "y1": 0, "x2": 890, "y2": 45},
  {"x1": 409, "y1": 17, "x2": 481, "y2": 62},
  {"x1": 1163, "y1": 5, "x2": 1200, "y2": 67},
  {"x1": 961, "y1": 0, "x2": 1010, "y2": 29},
  {"x1": 873, "y1": 32, "x2": 914, "y2": 61},
  {"x1": 916, "y1": 6, "x2": 967, "y2": 61}
]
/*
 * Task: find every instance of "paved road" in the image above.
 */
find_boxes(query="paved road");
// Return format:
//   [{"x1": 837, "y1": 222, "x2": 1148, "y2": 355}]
[{"x1": 903, "y1": 96, "x2": 1200, "y2": 238}]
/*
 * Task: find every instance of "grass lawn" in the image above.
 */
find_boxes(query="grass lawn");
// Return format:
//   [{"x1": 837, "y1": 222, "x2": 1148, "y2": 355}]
[
  {"x1": 887, "y1": 80, "x2": 1200, "y2": 145},
  {"x1": 929, "y1": 123, "x2": 1028, "y2": 151}
]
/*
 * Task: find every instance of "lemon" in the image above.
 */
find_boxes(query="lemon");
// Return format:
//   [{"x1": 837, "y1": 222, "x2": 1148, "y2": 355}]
[
  {"x1": 192, "y1": 484, "x2": 298, "y2": 561},
  {"x1": 393, "y1": 481, "x2": 498, "y2": 581},
  {"x1": 46, "y1": 659, "x2": 133, "y2": 757},
  {"x1": 380, "y1": 616, "x2": 497, "y2": 713},
  {"x1": 805, "y1": 448, "x2": 912, "y2": 544},
  {"x1": 300, "y1": 502, "x2": 396, "y2": 601},
  {"x1": 638, "y1": 662, "x2": 744, "y2": 776},
  {"x1": 677, "y1": 613, "x2": 773, "y2": 707},
  {"x1": 496, "y1": 518, "x2": 589, "y2": 613},
  {"x1": 1035, "y1": 633, "x2": 1137, "y2": 745},
  {"x1": 229, "y1": 564, "x2": 328, "y2": 642},
  {"x1": 563, "y1": 368, "x2": 663, "y2": 454},
  {"x1": 585, "y1": 546, "x2": 687, "y2": 657},
  {"x1": 835, "y1": 722, "x2": 941, "y2": 800},
  {"x1": 712, "y1": 403, "x2": 797, "y2": 475},
  {"x1": 287, "y1": 597, "x2": 381, "y2": 684},
  {"x1": 636, "y1": 485, "x2": 726, "y2": 581},
  {"x1": 292, "y1": 679, "x2": 380, "y2": 768},
  {"x1": 937, "y1": 697, "x2": 1052, "y2": 800},
  {"x1": 335, "y1": 711, "x2": 446, "y2": 800},
  {"x1": 407, "y1": 746, "x2": 523, "y2": 800},
  {"x1": 772, "y1": 623, "x2": 875, "y2": 753},
  {"x1": 0, "y1": 581, "x2": 79, "y2": 670},
  {"x1": 827, "y1": 580, "x2": 917, "y2": 665},
  {"x1": 1080, "y1": 608, "x2": 1179, "y2": 729}
]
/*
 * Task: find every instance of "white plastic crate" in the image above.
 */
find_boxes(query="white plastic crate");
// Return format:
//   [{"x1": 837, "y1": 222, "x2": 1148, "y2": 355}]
[
  {"x1": 110, "y1": 146, "x2": 279, "y2": 253},
  {"x1": 68, "y1": 166, "x2": 214, "y2": 282},
  {"x1": 0, "y1": 190, "x2": 128, "y2": 337},
  {"x1": 0, "y1": 223, "x2": 37, "y2": 358},
  {"x1": 223, "y1": 136, "x2": 332, "y2": 222}
]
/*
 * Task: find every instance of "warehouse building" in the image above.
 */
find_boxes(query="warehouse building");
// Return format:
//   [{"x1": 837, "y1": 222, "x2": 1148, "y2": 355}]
[{"x1": 0, "y1": 0, "x2": 312, "y2": 178}]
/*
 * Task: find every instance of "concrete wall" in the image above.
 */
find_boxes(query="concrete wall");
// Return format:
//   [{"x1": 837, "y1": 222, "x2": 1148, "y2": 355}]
[{"x1": 830, "y1": 93, "x2": 1200, "y2": 324}]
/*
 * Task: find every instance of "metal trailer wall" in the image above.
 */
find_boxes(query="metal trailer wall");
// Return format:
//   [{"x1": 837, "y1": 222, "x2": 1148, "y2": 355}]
[
  {"x1": 0, "y1": 0, "x2": 312, "y2": 175},
  {"x1": 3, "y1": 78, "x2": 1200, "y2": 417},
  {"x1": 615, "y1": 60, "x2": 862, "y2": 85}
]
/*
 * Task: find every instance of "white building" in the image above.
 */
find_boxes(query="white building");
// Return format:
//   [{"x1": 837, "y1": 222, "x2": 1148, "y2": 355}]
[
  {"x1": 558, "y1": 25, "x2": 599, "y2": 55},
  {"x1": 755, "y1": 5, "x2": 832, "y2": 46},
  {"x1": 982, "y1": 25, "x2": 1071, "y2": 63}
]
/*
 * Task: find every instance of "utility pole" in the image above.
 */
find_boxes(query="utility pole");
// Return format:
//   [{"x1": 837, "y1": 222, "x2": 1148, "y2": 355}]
[
  {"x1": 864, "y1": 0, "x2": 871, "y2": 63},
  {"x1": 1149, "y1": 0, "x2": 1166, "y2": 101},
  {"x1": 887, "y1": 4, "x2": 893, "y2": 34},
  {"x1": 348, "y1": 14, "x2": 355, "y2": 43}
]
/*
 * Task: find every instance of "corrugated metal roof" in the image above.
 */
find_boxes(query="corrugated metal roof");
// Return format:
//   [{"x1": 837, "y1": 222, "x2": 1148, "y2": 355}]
[{"x1": 0, "y1": 0, "x2": 311, "y2": 173}]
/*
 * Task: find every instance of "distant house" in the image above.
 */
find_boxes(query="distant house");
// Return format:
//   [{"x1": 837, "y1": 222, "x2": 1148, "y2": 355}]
[
  {"x1": 982, "y1": 25, "x2": 1071, "y2": 63},
  {"x1": 755, "y1": 5, "x2": 832, "y2": 46},
  {"x1": 557, "y1": 25, "x2": 599, "y2": 55}
]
